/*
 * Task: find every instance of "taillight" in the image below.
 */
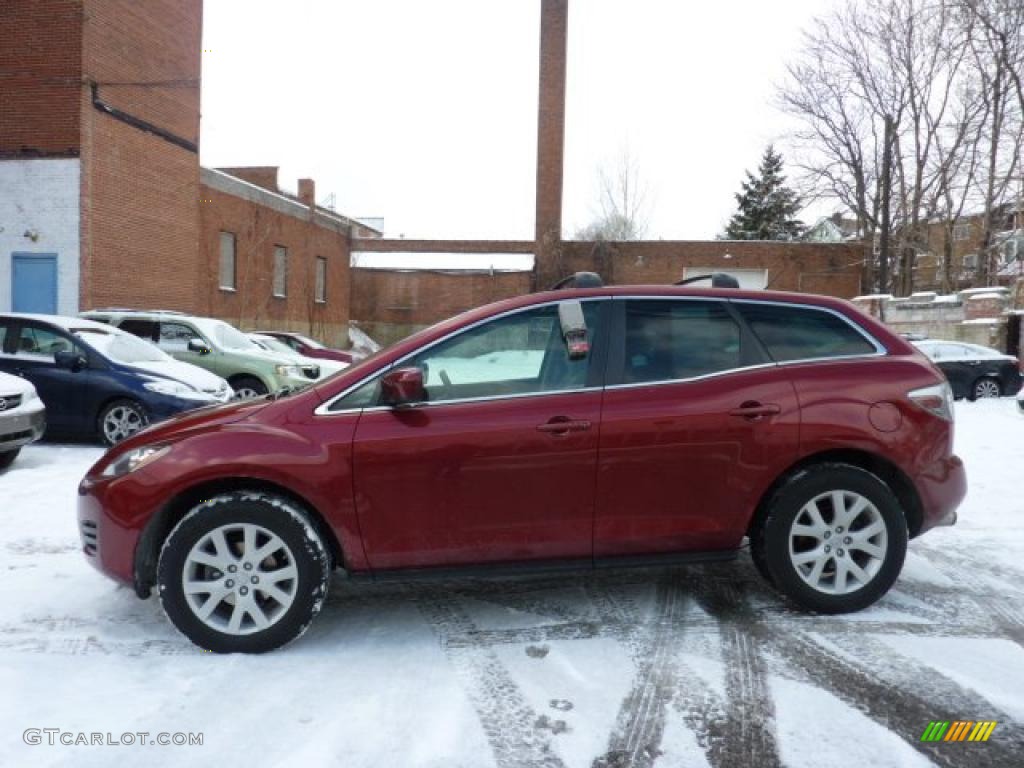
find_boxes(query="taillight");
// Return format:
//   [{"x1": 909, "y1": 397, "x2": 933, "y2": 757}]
[{"x1": 908, "y1": 382, "x2": 953, "y2": 421}]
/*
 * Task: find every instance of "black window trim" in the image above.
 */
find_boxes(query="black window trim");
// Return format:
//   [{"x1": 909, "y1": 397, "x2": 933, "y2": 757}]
[
  {"x1": 314, "y1": 297, "x2": 613, "y2": 415},
  {"x1": 729, "y1": 298, "x2": 888, "y2": 366}
]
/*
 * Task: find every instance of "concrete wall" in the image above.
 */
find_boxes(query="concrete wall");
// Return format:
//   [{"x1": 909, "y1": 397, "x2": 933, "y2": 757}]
[
  {"x1": 852, "y1": 286, "x2": 1018, "y2": 352},
  {"x1": 0, "y1": 159, "x2": 81, "y2": 315}
]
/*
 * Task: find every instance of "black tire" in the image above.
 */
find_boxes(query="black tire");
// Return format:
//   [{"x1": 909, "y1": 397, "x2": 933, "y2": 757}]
[
  {"x1": 231, "y1": 376, "x2": 268, "y2": 399},
  {"x1": 158, "y1": 492, "x2": 331, "y2": 653},
  {"x1": 747, "y1": 523, "x2": 775, "y2": 587},
  {"x1": 756, "y1": 463, "x2": 907, "y2": 614},
  {"x1": 98, "y1": 399, "x2": 149, "y2": 446},
  {"x1": 0, "y1": 448, "x2": 21, "y2": 470},
  {"x1": 971, "y1": 377, "x2": 1001, "y2": 400}
]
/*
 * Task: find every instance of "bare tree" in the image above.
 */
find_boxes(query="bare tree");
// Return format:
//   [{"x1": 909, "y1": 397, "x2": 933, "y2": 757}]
[
  {"x1": 574, "y1": 148, "x2": 650, "y2": 241},
  {"x1": 778, "y1": 0, "x2": 1024, "y2": 294}
]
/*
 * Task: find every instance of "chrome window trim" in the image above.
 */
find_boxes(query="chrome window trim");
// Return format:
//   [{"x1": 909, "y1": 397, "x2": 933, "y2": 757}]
[
  {"x1": 603, "y1": 361, "x2": 780, "y2": 392},
  {"x1": 313, "y1": 296, "x2": 612, "y2": 416}
]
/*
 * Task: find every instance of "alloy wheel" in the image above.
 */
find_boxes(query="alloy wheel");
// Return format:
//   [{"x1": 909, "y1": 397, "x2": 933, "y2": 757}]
[
  {"x1": 181, "y1": 523, "x2": 299, "y2": 636},
  {"x1": 973, "y1": 379, "x2": 1001, "y2": 399},
  {"x1": 102, "y1": 404, "x2": 147, "y2": 443},
  {"x1": 787, "y1": 490, "x2": 888, "y2": 595}
]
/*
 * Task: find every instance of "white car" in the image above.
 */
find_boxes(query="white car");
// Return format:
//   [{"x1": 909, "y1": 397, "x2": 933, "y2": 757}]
[
  {"x1": 0, "y1": 371, "x2": 46, "y2": 469},
  {"x1": 247, "y1": 333, "x2": 347, "y2": 380}
]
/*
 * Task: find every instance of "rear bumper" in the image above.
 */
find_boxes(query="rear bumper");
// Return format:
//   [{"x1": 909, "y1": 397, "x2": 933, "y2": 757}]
[
  {"x1": 0, "y1": 405, "x2": 46, "y2": 452},
  {"x1": 914, "y1": 454, "x2": 967, "y2": 536}
]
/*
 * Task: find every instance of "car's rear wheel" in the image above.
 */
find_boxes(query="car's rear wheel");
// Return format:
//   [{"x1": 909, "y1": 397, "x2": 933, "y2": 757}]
[
  {"x1": 98, "y1": 399, "x2": 148, "y2": 445},
  {"x1": 231, "y1": 376, "x2": 267, "y2": 400},
  {"x1": 972, "y1": 377, "x2": 1001, "y2": 400},
  {"x1": 754, "y1": 463, "x2": 907, "y2": 613},
  {"x1": 158, "y1": 492, "x2": 331, "y2": 653},
  {"x1": 0, "y1": 448, "x2": 21, "y2": 470}
]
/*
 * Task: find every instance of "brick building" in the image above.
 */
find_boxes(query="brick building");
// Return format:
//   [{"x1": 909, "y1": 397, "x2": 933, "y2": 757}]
[{"x1": 0, "y1": 0, "x2": 371, "y2": 346}]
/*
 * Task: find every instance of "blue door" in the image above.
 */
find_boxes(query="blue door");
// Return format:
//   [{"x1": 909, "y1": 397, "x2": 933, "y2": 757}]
[{"x1": 12, "y1": 254, "x2": 58, "y2": 314}]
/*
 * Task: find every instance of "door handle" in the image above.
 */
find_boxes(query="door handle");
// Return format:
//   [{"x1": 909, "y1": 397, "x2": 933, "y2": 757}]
[
  {"x1": 537, "y1": 418, "x2": 592, "y2": 435},
  {"x1": 729, "y1": 402, "x2": 781, "y2": 420}
]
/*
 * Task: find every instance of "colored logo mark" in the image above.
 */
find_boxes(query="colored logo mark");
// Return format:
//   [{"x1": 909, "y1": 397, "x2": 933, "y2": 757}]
[{"x1": 921, "y1": 721, "x2": 997, "y2": 742}]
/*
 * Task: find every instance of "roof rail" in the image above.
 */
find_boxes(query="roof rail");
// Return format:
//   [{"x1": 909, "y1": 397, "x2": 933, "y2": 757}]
[
  {"x1": 548, "y1": 272, "x2": 604, "y2": 290},
  {"x1": 674, "y1": 273, "x2": 740, "y2": 289}
]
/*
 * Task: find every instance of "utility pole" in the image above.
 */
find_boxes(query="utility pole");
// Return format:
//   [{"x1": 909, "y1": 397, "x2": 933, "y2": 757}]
[{"x1": 878, "y1": 114, "x2": 894, "y2": 294}]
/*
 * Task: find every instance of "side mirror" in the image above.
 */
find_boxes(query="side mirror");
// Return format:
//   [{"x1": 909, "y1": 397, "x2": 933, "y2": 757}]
[
  {"x1": 55, "y1": 349, "x2": 88, "y2": 372},
  {"x1": 380, "y1": 367, "x2": 425, "y2": 408},
  {"x1": 558, "y1": 300, "x2": 589, "y2": 360},
  {"x1": 187, "y1": 338, "x2": 212, "y2": 355}
]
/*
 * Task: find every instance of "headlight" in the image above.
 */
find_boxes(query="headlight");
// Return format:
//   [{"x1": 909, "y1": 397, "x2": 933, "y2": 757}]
[
  {"x1": 144, "y1": 380, "x2": 212, "y2": 400},
  {"x1": 274, "y1": 364, "x2": 303, "y2": 377},
  {"x1": 101, "y1": 444, "x2": 170, "y2": 478}
]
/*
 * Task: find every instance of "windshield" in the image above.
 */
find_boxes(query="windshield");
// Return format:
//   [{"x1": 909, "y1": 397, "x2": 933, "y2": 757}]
[
  {"x1": 253, "y1": 336, "x2": 297, "y2": 356},
  {"x1": 75, "y1": 330, "x2": 170, "y2": 363},
  {"x1": 211, "y1": 321, "x2": 259, "y2": 351},
  {"x1": 294, "y1": 334, "x2": 325, "y2": 350}
]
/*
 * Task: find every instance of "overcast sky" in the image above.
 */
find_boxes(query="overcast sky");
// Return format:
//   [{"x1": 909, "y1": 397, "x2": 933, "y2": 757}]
[{"x1": 200, "y1": 0, "x2": 836, "y2": 241}]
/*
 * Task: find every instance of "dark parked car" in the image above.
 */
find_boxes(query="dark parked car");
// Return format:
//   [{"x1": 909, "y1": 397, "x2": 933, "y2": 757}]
[
  {"x1": 913, "y1": 340, "x2": 1021, "y2": 400},
  {"x1": 79, "y1": 283, "x2": 965, "y2": 652},
  {"x1": 253, "y1": 331, "x2": 355, "y2": 364},
  {"x1": 0, "y1": 314, "x2": 231, "y2": 445}
]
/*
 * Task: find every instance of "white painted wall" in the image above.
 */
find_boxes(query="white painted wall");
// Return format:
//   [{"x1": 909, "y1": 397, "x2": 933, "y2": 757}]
[{"x1": 0, "y1": 158, "x2": 80, "y2": 315}]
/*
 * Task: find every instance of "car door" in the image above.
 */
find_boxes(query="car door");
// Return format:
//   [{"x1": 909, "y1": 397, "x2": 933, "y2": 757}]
[
  {"x1": 5, "y1": 321, "x2": 102, "y2": 432},
  {"x1": 347, "y1": 299, "x2": 609, "y2": 570},
  {"x1": 594, "y1": 297, "x2": 800, "y2": 557},
  {"x1": 157, "y1": 320, "x2": 222, "y2": 373}
]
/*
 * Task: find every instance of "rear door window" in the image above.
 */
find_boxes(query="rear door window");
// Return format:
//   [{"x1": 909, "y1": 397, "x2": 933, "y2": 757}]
[
  {"x1": 118, "y1": 318, "x2": 159, "y2": 342},
  {"x1": 621, "y1": 300, "x2": 742, "y2": 384},
  {"x1": 735, "y1": 303, "x2": 878, "y2": 363}
]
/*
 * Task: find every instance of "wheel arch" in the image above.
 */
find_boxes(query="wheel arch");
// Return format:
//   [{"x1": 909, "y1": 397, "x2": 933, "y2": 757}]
[
  {"x1": 227, "y1": 372, "x2": 269, "y2": 391},
  {"x1": 133, "y1": 476, "x2": 344, "y2": 598},
  {"x1": 746, "y1": 448, "x2": 924, "y2": 541}
]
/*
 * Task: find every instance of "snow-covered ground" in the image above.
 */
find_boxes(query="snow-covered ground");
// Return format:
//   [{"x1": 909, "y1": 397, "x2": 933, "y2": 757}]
[{"x1": 1, "y1": 401, "x2": 1022, "y2": 767}]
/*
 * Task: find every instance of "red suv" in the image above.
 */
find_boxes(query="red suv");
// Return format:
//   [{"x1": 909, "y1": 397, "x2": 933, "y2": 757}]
[{"x1": 78, "y1": 281, "x2": 966, "y2": 652}]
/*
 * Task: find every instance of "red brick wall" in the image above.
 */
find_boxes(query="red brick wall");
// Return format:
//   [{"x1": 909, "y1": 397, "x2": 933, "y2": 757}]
[
  {"x1": 0, "y1": 0, "x2": 83, "y2": 157},
  {"x1": 200, "y1": 183, "x2": 352, "y2": 347},
  {"x1": 78, "y1": 0, "x2": 203, "y2": 312},
  {"x1": 350, "y1": 238, "x2": 865, "y2": 344}
]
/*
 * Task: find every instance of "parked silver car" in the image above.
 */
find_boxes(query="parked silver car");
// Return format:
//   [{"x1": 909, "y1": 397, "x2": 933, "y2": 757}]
[{"x1": 0, "y1": 371, "x2": 46, "y2": 469}]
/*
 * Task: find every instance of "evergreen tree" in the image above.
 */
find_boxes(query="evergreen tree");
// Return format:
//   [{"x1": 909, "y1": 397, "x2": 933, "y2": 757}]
[{"x1": 722, "y1": 146, "x2": 805, "y2": 240}]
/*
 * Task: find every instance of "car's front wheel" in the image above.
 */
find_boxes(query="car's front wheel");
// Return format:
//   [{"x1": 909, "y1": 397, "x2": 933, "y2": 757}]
[
  {"x1": 98, "y1": 399, "x2": 148, "y2": 445},
  {"x1": 158, "y1": 492, "x2": 331, "y2": 653},
  {"x1": 231, "y1": 376, "x2": 268, "y2": 400},
  {"x1": 753, "y1": 463, "x2": 907, "y2": 613}
]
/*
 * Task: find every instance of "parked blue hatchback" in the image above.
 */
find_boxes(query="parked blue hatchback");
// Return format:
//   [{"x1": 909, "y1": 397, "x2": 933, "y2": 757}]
[{"x1": 0, "y1": 314, "x2": 232, "y2": 445}]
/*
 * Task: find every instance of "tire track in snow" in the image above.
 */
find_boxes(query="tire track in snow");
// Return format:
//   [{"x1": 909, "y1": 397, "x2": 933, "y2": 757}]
[{"x1": 417, "y1": 588, "x2": 567, "y2": 768}]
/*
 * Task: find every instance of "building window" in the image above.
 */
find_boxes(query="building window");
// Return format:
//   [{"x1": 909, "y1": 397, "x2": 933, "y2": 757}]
[
  {"x1": 219, "y1": 232, "x2": 236, "y2": 290},
  {"x1": 962, "y1": 253, "x2": 979, "y2": 273},
  {"x1": 315, "y1": 257, "x2": 327, "y2": 304},
  {"x1": 953, "y1": 222, "x2": 971, "y2": 241},
  {"x1": 273, "y1": 246, "x2": 288, "y2": 298}
]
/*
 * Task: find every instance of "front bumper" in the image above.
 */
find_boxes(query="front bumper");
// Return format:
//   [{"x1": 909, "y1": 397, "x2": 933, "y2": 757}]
[
  {"x1": 0, "y1": 404, "x2": 46, "y2": 452},
  {"x1": 77, "y1": 473, "x2": 148, "y2": 589},
  {"x1": 915, "y1": 454, "x2": 967, "y2": 536}
]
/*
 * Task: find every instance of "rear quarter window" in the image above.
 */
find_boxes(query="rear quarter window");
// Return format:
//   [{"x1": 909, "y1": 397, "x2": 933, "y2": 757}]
[{"x1": 736, "y1": 303, "x2": 878, "y2": 363}]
